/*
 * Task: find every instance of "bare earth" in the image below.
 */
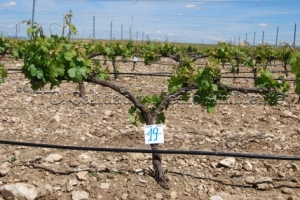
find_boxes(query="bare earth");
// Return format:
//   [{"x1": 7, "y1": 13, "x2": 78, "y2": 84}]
[{"x1": 0, "y1": 56, "x2": 300, "y2": 200}]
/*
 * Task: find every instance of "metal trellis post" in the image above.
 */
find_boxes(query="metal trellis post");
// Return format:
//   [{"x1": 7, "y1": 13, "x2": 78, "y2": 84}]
[
  {"x1": 31, "y1": 0, "x2": 36, "y2": 26},
  {"x1": 110, "y1": 21, "x2": 113, "y2": 42},
  {"x1": 275, "y1": 27, "x2": 279, "y2": 46},
  {"x1": 253, "y1": 32, "x2": 256, "y2": 47},
  {"x1": 93, "y1": 16, "x2": 95, "y2": 39},
  {"x1": 293, "y1": 23, "x2": 297, "y2": 48}
]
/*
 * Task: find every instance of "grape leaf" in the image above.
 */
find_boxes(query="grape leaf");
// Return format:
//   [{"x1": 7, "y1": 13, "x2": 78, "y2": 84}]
[
  {"x1": 30, "y1": 64, "x2": 37, "y2": 76},
  {"x1": 78, "y1": 67, "x2": 87, "y2": 79},
  {"x1": 64, "y1": 51, "x2": 76, "y2": 61},
  {"x1": 68, "y1": 68, "x2": 76, "y2": 78}
]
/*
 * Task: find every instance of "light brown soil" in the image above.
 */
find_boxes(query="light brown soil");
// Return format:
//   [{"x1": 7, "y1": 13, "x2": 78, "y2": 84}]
[{"x1": 0, "y1": 56, "x2": 300, "y2": 200}]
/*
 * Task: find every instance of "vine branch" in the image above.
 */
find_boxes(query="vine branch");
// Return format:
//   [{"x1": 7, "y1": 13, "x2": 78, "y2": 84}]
[{"x1": 87, "y1": 73, "x2": 150, "y2": 117}]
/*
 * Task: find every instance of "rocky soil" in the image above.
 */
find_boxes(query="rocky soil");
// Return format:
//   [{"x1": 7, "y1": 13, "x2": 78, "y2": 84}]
[{"x1": 0, "y1": 56, "x2": 300, "y2": 200}]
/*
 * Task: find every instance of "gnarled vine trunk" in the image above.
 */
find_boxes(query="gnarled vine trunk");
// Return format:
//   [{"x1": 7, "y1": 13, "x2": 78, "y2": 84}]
[
  {"x1": 146, "y1": 115, "x2": 169, "y2": 190},
  {"x1": 87, "y1": 73, "x2": 171, "y2": 189},
  {"x1": 112, "y1": 59, "x2": 118, "y2": 79},
  {"x1": 79, "y1": 81, "x2": 85, "y2": 98}
]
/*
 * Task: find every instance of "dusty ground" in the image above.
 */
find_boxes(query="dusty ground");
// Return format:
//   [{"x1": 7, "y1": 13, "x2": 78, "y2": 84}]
[{"x1": 0, "y1": 56, "x2": 300, "y2": 200}]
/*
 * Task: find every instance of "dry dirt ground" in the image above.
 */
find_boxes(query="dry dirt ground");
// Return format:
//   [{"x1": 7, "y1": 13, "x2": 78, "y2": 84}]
[{"x1": 0, "y1": 56, "x2": 300, "y2": 200}]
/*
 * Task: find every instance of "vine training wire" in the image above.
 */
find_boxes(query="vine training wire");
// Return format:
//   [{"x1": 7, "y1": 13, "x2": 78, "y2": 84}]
[{"x1": 6, "y1": 69, "x2": 298, "y2": 81}]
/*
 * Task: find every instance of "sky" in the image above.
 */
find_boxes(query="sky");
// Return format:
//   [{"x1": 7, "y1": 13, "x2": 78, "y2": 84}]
[{"x1": 0, "y1": 0, "x2": 299, "y2": 45}]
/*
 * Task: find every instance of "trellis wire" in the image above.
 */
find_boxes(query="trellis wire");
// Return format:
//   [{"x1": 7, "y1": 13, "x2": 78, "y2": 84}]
[{"x1": 5, "y1": 69, "x2": 298, "y2": 81}]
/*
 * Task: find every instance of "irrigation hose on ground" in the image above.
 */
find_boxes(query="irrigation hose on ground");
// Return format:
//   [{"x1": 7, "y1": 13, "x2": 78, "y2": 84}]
[{"x1": 0, "y1": 140, "x2": 299, "y2": 161}]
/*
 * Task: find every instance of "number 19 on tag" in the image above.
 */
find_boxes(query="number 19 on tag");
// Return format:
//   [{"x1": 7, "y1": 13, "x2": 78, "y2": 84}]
[{"x1": 144, "y1": 124, "x2": 164, "y2": 144}]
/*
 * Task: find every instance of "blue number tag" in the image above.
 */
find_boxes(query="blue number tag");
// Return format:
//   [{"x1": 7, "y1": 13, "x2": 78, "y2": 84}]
[{"x1": 144, "y1": 124, "x2": 164, "y2": 144}]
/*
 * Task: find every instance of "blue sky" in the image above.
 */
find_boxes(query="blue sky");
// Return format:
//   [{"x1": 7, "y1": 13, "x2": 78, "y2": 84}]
[{"x1": 0, "y1": 0, "x2": 299, "y2": 45}]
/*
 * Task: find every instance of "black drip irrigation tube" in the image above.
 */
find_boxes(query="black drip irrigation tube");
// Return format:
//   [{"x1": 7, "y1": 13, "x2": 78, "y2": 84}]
[{"x1": 0, "y1": 140, "x2": 299, "y2": 161}]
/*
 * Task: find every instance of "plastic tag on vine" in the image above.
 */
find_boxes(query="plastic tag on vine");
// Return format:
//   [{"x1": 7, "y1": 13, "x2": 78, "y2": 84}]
[{"x1": 144, "y1": 124, "x2": 164, "y2": 144}]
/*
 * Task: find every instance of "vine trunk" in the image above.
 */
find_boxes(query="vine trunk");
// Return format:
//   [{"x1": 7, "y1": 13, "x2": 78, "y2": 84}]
[{"x1": 146, "y1": 115, "x2": 169, "y2": 190}]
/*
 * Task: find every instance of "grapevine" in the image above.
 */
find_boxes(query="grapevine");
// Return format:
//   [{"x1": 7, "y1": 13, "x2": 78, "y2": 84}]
[{"x1": 1, "y1": 15, "x2": 300, "y2": 190}]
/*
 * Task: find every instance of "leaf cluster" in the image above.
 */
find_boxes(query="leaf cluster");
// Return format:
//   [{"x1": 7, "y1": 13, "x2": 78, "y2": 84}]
[
  {"x1": 289, "y1": 52, "x2": 300, "y2": 94},
  {"x1": 0, "y1": 62, "x2": 7, "y2": 84},
  {"x1": 128, "y1": 93, "x2": 167, "y2": 126},
  {"x1": 194, "y1": 59, "x2": 231, "y2": 112},
  {"x1": 255, "y1": 68, "x2": 290, "y2": 105},
  {"x1": 21, "y1": 20, "x2": 91, "y2": 90}
]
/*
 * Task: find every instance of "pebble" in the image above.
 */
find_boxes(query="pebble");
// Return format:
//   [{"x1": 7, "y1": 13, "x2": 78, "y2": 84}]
[
  {"x1": 71, "y1": 191, "x2": 89, "y2": 200},
  {"x1": 25, "y1": 97, "x2": 33, "y2": 102},
  {"x1": 67, "y1": 184, "x2": 74, "y2": 192},
  {"x1": 104, "y1": 110, "x2": 112, "y2": 116},
  {"x1": 282, "y1": 188, "x2": 294, "y2": 195},
  {"x1": 291, "y1": 164, "x2": 300, "y2": 172},
  {"x1": 52, "y1": 113, "x2": 60, "y2": 122},
  {"x1": 273, "y1": 144, "x2": 282, "y2": 151},
  {"x1": 253, "y1": 177, "x2": 274, "y2": 190},
  {"x1": 77, "y1": 153, "x2": 92, "y2": 163},
  {"x1": 0, "y1": 162, "x2": 12, "y2": 176},
  {"x1": 170, "y1": 191, "x2": 177, "y2": 199},
  {"x1": 219, "y1": 157, "x2": 236, "y2": 168},
  {"x1": 45, "y1": 184, "x2": 53, "y2": 193},
  {"x1": 280, "y1": 110, "x2": 298, "y2": 119},
  {"x1": 0, "y1": 183, "x2": 38, "y2": 200},
  {"x1": 100, "y1": 183, "x2": 110, "y2": 189},
  {"x1": 245, "y1": 176, "x2": 255, "y2": 184},
  {"x1": 210, "y1": 195, "x2": 224, "y2": 200},
  {"x1": 45, "y1": 154, "x2": 63, "y2": 163},
  {"x1": 155, "y1": 193, "x2": 163, "y2": 199},
  {"x1": 208, "y1": 187, "x2": 216, "y2": 195},
  {"x1": 134, "y1": 168, "x2": 144, "y2": 175},
  {"x1": 131, "y1": 153, "x2": 144, "y2": 161},
  {"x1": 138, "y1": 178, "x2": 147, "y2": 183},
  {"x1": 11, "y1": 117, "x2": 20, "y2": 123},
  {"x1": 255, "y1": 182, "x2": 274, "y2": 190},
  {"x1": 121, "y1": 193, "x2": 129, "y2": 200},
  {"x1": 287, "y1": 196, "x2": 298, "y2": 200},
  {"x1": 254, "y1": 177, "x2": 273, "y2": 184},
  {"x1": 69, "y1": 179, "x2": 78, "y2": 186},
  {"x1": 210, "y1": 162, "x2": 218, "y2": 169},
  {"x1": 278, "y1": 172, "x2": 285, "y2": 178},
  {"x1": 76, "y1": 171, "x2": 88, "y2": 181},
  {"x1": 243, "y1": 161, "x2": 253, "y2": 171}
]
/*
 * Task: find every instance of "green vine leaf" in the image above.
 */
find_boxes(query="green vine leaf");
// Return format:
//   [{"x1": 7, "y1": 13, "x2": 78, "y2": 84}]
[
  {"x1": 29, "y1": 64, "x2": 38, "y2": 76},
  {"x1": 78, "y1": 67, "x2": 87, "y2": 79},
  {"x1": 68, "y1": 68, "x2": 76, "y2": 78},
  {"x1": 157, "y1": 113, "x2": 165, "y2": 124},
  {"x1": 128, "y1": 106, "x2": 138, "y2": 126},
  {"x1": 207, "y1": 106, "x2": 215, "y2": 113},
  {"x1": 64, "y1": 50, "x2": 77, "y2": 61},
  {"x1": 290, "y1": 52, "x2": 300, "y2": 76},
  {"x1": 182, "y1": 91, "x2": 190, "y2": 102},
  {"x1": 0, "y1": 63, "x2": 7, "y2": 84},
  {"x1": 36, "y1": 69, "x2": 44, "y2": 80},
  {"x1": 295, "y1": 78, "x2": 300, "y2": 94},
  {"x1": 56, "y1": 65, "x2": 65, "y2": 77}
]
